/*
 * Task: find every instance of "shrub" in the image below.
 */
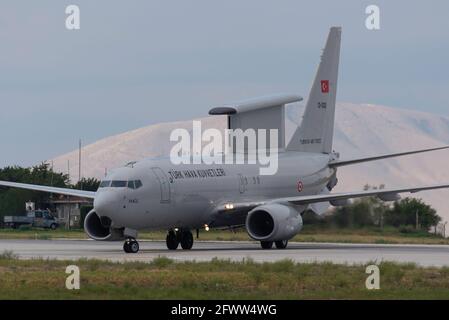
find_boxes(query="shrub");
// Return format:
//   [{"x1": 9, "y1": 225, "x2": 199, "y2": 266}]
[
  {"x1": 385, "y1": 198, "x2": 440, "y2": 230},
  {"x1": 398, "y1": 225, "x2": 416, "y2": 234},
  {"x1": 0, "y1": 250, "x2": 18, "y2": 260}
]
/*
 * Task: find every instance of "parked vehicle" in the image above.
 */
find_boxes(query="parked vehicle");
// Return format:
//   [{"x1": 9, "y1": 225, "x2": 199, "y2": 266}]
[{"x1": 3, "y1": 210, "x2": 59, "y2": 230}]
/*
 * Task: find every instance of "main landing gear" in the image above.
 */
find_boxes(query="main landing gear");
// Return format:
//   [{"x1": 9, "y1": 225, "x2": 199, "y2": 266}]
[
  {"x1": 166, "y1": 229, "x2": 194, "y2": 250},
  {"x1": 260, "y1": 240, "x2": 288, "y2": 249},
  {"x1": 123, "y1": 238, "x2": 140, "y2": 253}
]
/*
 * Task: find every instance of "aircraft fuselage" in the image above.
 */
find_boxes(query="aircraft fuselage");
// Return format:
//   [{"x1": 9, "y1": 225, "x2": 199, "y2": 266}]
[{"x1": 94, "y1": 152, "x2": 335, "y2": 231}]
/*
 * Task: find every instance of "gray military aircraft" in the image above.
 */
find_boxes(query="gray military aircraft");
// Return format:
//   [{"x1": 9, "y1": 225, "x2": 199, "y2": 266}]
[{"x1": 1, "y1": 27, "x2": 448, "y2": 253}]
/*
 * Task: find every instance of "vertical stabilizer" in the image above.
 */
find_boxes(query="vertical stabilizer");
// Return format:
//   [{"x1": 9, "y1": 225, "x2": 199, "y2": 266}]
[{"x1": 286, "y1": 27, "x2": 341, "y2": 153}]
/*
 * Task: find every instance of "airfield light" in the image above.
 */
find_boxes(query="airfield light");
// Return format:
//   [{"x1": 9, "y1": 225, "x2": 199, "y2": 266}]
[{"x1": 224, "y1": 203, "x2": 234, "y2": 210}]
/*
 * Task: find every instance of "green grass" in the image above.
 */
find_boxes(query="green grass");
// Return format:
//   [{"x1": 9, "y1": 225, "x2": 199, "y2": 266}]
[
  {"x1": 1, "y1": 254, "x2": 449, "y2": 299},
  {"x1": 0, "y1": 225, "x2": 448, "y2": 245},
  {"x1": 0, "y1": 228, "x2": 87, "y2": 239}
]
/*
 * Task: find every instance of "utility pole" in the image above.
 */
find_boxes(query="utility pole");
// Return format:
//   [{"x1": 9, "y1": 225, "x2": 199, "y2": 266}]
[
  {"x1": 78, "y1": 139, "x2": 83, "y2": 190},
  {"x1": 50, "y1": 160, "x2": 54, "y2": 200},
  {"x1": 67, "y1": 159, "x2": 71, "y2": 230},
  {"x1": 67, "y1": 202, "x2": 71, "y2": 231},
  {"x1": 67, "y1": 159, "x2": 70, "y2": 183},
  {"x1": 50, "y1": 160, "x2": 54, "y2": 186}
]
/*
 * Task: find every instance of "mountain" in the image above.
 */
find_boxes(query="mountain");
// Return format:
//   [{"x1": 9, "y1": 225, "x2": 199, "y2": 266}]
[{"x1": 50, "y1": 103, "x2": 449, "y2": 222}]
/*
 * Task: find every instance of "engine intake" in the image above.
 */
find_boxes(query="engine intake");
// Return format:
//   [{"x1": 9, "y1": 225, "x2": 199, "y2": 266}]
[
  {"x1": 246, "y1": 203, "x2": 303, "y2": 241},
  {"x1": 84, "y1": 210, "x2": 125, "y2": 241}
]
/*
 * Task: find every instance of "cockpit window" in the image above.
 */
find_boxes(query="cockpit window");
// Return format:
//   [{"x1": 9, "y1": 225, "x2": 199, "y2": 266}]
[
  {"x1": 101, "y1": 180, "x2": 141, "y2": 188},
  {"x1": 111, "y1": 180, "x2": 127, "y2": 188},
  {"x1": 127, "y1": 180, "x2": 143, "y2": 189},
  {"x1": 99, "y1": 180, "x2": 111, "y2": 188},
  {"x1": 134, "y1": 180, "x2": 143, "y2": 189}
]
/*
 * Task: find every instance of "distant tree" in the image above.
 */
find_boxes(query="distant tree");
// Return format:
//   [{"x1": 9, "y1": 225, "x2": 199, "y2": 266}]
[
  {"x1": 329, "y1": 198, "x2": 376, "y2": 228},
  {"x1": 385, "y1": 197, "x2": 441, "y2": 230},
  {"x1": 302, "y1": 209, "x2": 325, "y2": 225},
  {"x1": 328, "y1": 184, "x2": 390, "y2": 228},
  {"x1": 72, "y1": 177, "x2": 100, "y2": 192}
]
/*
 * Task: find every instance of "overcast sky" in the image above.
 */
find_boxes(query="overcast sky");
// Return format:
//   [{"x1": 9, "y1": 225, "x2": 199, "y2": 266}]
[{"x1": 0, "y1": 1, "x2": 448, "y2": 167}]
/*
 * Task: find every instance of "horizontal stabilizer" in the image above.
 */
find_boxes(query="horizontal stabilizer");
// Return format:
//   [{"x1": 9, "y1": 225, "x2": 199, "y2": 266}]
[{"x1": 329, "y1": 145, "x2": 449, "y2": 167}]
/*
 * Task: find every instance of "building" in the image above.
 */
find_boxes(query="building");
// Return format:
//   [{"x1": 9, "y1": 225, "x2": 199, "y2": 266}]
[{"x1": 45, "y1": 195, "x2": 93, "y2": 228}]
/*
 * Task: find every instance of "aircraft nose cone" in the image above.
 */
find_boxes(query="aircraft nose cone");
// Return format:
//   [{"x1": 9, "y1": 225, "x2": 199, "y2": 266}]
[{"x1": 94, "y1": 192, "x2": 117, "y2": 218}]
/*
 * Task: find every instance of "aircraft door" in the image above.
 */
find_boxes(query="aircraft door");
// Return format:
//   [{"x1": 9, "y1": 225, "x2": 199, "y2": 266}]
[{"x1": 151, "y1": 167, "x2": 171, "y2": 203}]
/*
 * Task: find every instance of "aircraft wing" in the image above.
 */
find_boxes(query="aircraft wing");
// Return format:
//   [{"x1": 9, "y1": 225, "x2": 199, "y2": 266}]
[
  {"x1": 279, "y1": 183, "x2": 449, "y2": 205},
  {"x1": 217, "y1": 183, "x2": 449, "y2": 213},
  {"x1": 0, "y1": 180, "x2": 96, "y2": 199}
]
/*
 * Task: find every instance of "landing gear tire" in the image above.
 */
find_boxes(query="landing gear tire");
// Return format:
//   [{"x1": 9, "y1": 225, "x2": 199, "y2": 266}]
[
  {"x1": 180, "y1": 230, "x2": 194, "y2": 250},
  {"x1": 260, "y1": 241, "x2": 273, "y2": 249},
  {"x1": 275, "y1": 240, "x2": 288, "y2": 249},
  {"x1": 166, "y1": 230, "x2": 179, "y2": 250},
  {"x1": 123, "y1": 238, "x2": 139, "y2": 253}
]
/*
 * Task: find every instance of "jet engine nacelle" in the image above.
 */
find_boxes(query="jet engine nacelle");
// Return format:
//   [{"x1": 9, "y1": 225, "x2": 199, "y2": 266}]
[
  {"x1": 246, "y1": 203, "x2": 303, "y2": 242},
  {"x1": 84, "y1": 210, "x2": 125, "y2": 241},
  {"x1": 330, "y1": 198, "x2": 350, "y2": 206}
]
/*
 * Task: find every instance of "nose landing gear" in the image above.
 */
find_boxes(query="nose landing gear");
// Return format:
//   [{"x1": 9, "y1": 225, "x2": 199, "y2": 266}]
[
  {"x1": 166, "y1": 229, "x2": 194, "y2": 250},
  {"x1": 260, "y1": 240, "x2": 289, "y2": 249},
  {"x1": 123, "y1": 238, "x2": 139, "y2": 253},
  {"x1": 275, "y1": 240, "x2": 288, "y2": 249}
]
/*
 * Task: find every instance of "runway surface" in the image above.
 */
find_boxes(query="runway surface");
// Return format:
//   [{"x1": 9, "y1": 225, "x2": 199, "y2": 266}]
[{"x1": 1, "y1": 239, "x2": 449, "y2": 267}]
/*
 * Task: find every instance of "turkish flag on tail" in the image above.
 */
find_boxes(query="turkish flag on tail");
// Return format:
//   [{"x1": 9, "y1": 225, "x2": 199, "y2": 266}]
[{"x1": 321, "y1": 80, "x2": 329, "y2": 93}]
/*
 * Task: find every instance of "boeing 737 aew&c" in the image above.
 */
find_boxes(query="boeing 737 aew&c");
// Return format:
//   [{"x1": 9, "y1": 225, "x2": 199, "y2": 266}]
[{"x1": 1, "y1": 27, "x2": 448, "y2": 253}]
